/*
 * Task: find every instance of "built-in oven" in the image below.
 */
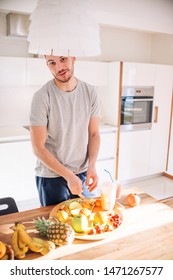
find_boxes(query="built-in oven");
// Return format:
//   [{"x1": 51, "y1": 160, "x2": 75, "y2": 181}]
[{"x1": 121, "y1": 86, "x2": 154, "y2": 131}]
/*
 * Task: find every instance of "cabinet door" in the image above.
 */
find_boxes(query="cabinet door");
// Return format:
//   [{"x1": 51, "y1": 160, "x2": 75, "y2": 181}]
[
  {"x1": 167, "y1": 111, "x2": 173, "y2": 174},
  {"x1": 149, "y1": 65, "x2": 173, "y2": 174},
  {"x1": 98, "y1": 132, "x2": 116, "y2": 160},
  {"x1": 98, "y1": 62, "x2": 120, "y2": 126},
  {"x1": 118, "y1": 130, "x2": 151, "y2": 181},
  {"x1": 0, "y1": 141, "x2": 38, "y2": 202},
  {"x1": 26, "y1": 58, "x2": 52, "y2": 85},
  {"x1": 74, "y1": 61, "x2": 108, "y2": 86},
  {"x1": 0, "y1": 57, "x2": 26, "y2": 85},
  {"x1": 122, "y1": 62, "x2": 155, "y2": 86}
]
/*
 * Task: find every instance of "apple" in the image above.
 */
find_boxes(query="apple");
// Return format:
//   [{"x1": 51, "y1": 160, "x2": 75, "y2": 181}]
[
  {"x1": 72, "y1": 214, "x2": 88, "y2": 233},
  {"x1": 126, "y1": 193, "x2": 141, "y2": 207}
]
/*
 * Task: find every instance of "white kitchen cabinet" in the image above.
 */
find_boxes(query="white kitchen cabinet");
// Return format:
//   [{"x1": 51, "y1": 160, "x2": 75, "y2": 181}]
[
  {"x1": 75, "y1": 61, "x2": 108, "y2": 86},
  {"x1": 26, "y1": 58, "x2": 52, "y2": 85},
  {"x1": 118, "y1": 63, "x2": 173, "y2": 182},
  {"x1": 0, "y1": 141, "x2": 38, "y2": 203},
  {"x1": 26, "y1": 58, "x2": 109, "y2": 87},
  {"x1": 97, "y1": 131, "x2": 116, "y2": 160},
  {"x1": 98, "y1": 62, "x2": 120, "y2": 126},
  {"x1": 0, "y1": 57, "x2": 26, "y2": 85},
  {"x1": 96, "y1": 126, "x2": 117, "y2": 186},
  {"x1": 148, "y1": 65, "x2": 173, "y2": 175},
  {"x1": 167, "y1": 110, "x2": 173, "y2": 175},
  {"x1": 122, "y1": 62, "x2": 155, "y2": 86},
  {"x1": 118, "y1": 130, "x2": 151, "y2": 181}
]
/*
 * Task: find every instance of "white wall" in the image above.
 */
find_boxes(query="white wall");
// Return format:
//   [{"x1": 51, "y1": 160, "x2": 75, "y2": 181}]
[
  {"x1": 150, "y1": 33, "x2": 173, "y2": 65},
  {"x1": 1, "y1": 0, "x2": 173, "y2": 35},
  {"x1": 95, "y1": 0, "x2": 173, "y2": 35}
]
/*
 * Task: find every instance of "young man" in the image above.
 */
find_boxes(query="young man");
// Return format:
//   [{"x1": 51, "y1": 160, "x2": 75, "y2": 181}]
[{"x1": 29, "y1": 55, "x2": 100, "y2": 206}]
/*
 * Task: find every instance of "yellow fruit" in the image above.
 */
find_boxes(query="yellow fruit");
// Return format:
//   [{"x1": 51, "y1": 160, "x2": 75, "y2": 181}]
[
  {"x1": 17, "y1": 223, "x2": 43, "y2": 253},
  {"x1": 69, "y1": 201, "x2": 83, "y2": 210},
  {"x1": 32, "y1": 238, "x2": 55, "y2": 255},
  {"x1": 11, "y1": 229, "x2": 25, "y2": 259},
  {"x1": 56, "y1": 210, "x2": 68, "y2": 222},
  {"x1": 18, "y1": 238, "x2": 29, "y2": 253},
  {"x1": 93, "y1": 211, "x2": 108, "y2": 225},
  {"x1": 79, "y1": 208, "x2": 91, "y2": 218},
  {"x1": 0, "y1": 241, "x2": 6, "y2": 259},
  {"x1": 0, "y1": 254, "x2": 8, "y2": 260},
  {"x1": 69, "y1": 201, "x2": 83, "y2": 216}
]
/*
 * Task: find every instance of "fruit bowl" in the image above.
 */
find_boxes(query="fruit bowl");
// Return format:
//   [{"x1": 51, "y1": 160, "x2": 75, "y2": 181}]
[{"x1": 49, "y1": 198, "x2": 124, "y2": 240}]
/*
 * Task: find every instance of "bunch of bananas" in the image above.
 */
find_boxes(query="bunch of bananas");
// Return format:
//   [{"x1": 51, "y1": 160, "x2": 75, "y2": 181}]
[{"x1": 11, "y1": 222, "x2": 55, "y2": 259}]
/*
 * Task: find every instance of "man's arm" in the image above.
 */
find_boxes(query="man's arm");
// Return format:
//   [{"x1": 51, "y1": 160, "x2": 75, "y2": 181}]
[
  {"x1": 30, "y1": 126, "x2": 84, "y2": 198},
  {"x1": 85, "y1": 117, "x2": 100, "y2": 192}
]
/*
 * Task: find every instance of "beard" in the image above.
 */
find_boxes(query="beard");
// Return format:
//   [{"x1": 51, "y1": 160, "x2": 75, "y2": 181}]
[{"x1": 53, "y1": 63, "x2": 74, "y2": 84}]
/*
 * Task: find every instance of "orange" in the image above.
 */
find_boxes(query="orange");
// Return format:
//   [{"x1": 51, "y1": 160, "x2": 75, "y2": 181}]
[
  {"x1": 126, "y1": 193, "x2": 140, "y2": 207},
  {"x1": 0, "y1": 241, "x2": 6, "y2": 259},
  {"x1": 95, "y1": 199, "x2": 101, "y2": 207}
]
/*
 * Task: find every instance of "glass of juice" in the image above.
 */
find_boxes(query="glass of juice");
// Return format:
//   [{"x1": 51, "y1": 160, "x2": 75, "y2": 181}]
[{"x1": 100, "y1": 182, "x2": 117, "y2": 211}]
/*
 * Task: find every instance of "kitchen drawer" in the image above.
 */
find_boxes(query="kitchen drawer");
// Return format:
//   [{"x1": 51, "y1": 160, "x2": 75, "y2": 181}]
[{"x1": 97, "y1": 132, "x2": 116, "y2": 160}]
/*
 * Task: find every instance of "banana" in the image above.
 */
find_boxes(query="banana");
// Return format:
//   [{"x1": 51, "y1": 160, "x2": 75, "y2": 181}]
[
  {"x1": 32, "y1": 237, "x2": 55, "y2": 255},
  {"x1": 18, "y1": 237, "x2": 29, "y2": 253},
  {"x1": 11, "y1": 229, "x2": 25, "y2": 259},
  {"x1": 17, "y1": 224, "x2": 43, "y2": 253}
]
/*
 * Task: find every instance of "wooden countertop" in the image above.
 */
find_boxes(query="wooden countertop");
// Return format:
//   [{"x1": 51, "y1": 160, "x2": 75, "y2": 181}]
[{"x1": 0, "y1": 188, "x2": 173, "y2": 260}]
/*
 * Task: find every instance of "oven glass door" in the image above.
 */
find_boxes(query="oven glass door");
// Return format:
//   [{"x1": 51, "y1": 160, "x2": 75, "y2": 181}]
[{"x1": 121, "y1": 97, "x2": 153, "y2": 128}]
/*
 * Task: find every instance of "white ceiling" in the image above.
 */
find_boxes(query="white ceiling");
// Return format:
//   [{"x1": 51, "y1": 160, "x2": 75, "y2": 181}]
[{"x1": 0, "y1": 0, "x2": 173, "y2": 35}]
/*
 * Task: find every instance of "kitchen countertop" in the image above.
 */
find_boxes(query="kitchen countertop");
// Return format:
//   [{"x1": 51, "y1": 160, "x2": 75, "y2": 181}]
[
  {"x1": 0, "y1": 125, "x2": 30, "y2": 143},
  {"x1": 0, "y1": 187, "x2": 173, "y2": 260},
  {"x1": 0, "y1": 124, "x2": 118, "y2": 143}
]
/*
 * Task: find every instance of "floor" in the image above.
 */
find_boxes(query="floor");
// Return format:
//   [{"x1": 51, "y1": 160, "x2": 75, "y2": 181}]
[{"x1": 123, "y1": 175, "x2": 173, "y2": 200}]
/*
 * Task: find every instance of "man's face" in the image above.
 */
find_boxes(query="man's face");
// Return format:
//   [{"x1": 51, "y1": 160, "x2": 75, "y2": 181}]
[{"x1": 45, "y1": 56, "x2": 76, "y2": 83}]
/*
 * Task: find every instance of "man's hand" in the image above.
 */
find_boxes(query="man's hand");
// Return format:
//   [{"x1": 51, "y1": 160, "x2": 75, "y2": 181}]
[
  {"x1": 67, "y1": 173, "x2": 85, "y2": 199},
  {"x1": 85, "y1": 166, "x2": 98, "y2": 192}
]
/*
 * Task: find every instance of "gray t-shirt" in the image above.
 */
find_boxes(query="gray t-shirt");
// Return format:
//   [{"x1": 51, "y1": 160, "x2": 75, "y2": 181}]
[{"x1": 29, "y1": 79, "x2": 100, "y2": 177}]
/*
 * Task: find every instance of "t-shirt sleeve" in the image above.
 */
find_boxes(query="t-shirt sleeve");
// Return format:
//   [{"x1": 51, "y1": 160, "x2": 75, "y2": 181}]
[
  {"x1": 29, "y1": 89, "x2": 49, "y2": 126},
  {"x1": 91, "y1": 87, "x2": 100, "y2": 118}
]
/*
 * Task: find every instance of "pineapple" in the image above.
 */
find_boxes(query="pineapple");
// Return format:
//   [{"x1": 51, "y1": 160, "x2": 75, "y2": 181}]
[{"x1": 34, "y1": 217, "x2": 75, "y2": 246}]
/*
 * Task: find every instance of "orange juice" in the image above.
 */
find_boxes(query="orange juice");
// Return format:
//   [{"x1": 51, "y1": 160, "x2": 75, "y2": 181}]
[{"x1": 100, "y1": 182, "x2": 117, "y2": 211}]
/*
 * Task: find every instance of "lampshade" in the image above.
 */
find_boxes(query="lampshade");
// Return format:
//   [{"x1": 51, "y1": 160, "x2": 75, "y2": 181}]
[{"x1": 27, "y1": 0, "x2": 101, "y2": 57}]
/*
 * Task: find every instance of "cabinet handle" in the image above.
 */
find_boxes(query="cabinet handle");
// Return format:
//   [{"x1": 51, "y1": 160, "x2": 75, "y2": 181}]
[{"x1": 154, "y1": 106, "x2": 159, "y2": 123}]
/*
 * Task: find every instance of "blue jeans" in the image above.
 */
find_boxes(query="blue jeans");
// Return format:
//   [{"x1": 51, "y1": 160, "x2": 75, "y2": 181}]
[{"x1": 36, "y1": 172, "x2": 87, "y2": 207}]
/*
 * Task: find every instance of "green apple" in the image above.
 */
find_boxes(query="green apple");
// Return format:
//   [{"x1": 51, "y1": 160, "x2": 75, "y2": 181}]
[{"x1": 72, "y1": 214, "x2": 88, "y2": 233}]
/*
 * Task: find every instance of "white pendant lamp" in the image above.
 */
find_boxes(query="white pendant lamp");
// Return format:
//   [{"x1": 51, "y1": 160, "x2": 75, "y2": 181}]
[{"x1": 27, "y1": 0, "x2": 101, "y2": 57}]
